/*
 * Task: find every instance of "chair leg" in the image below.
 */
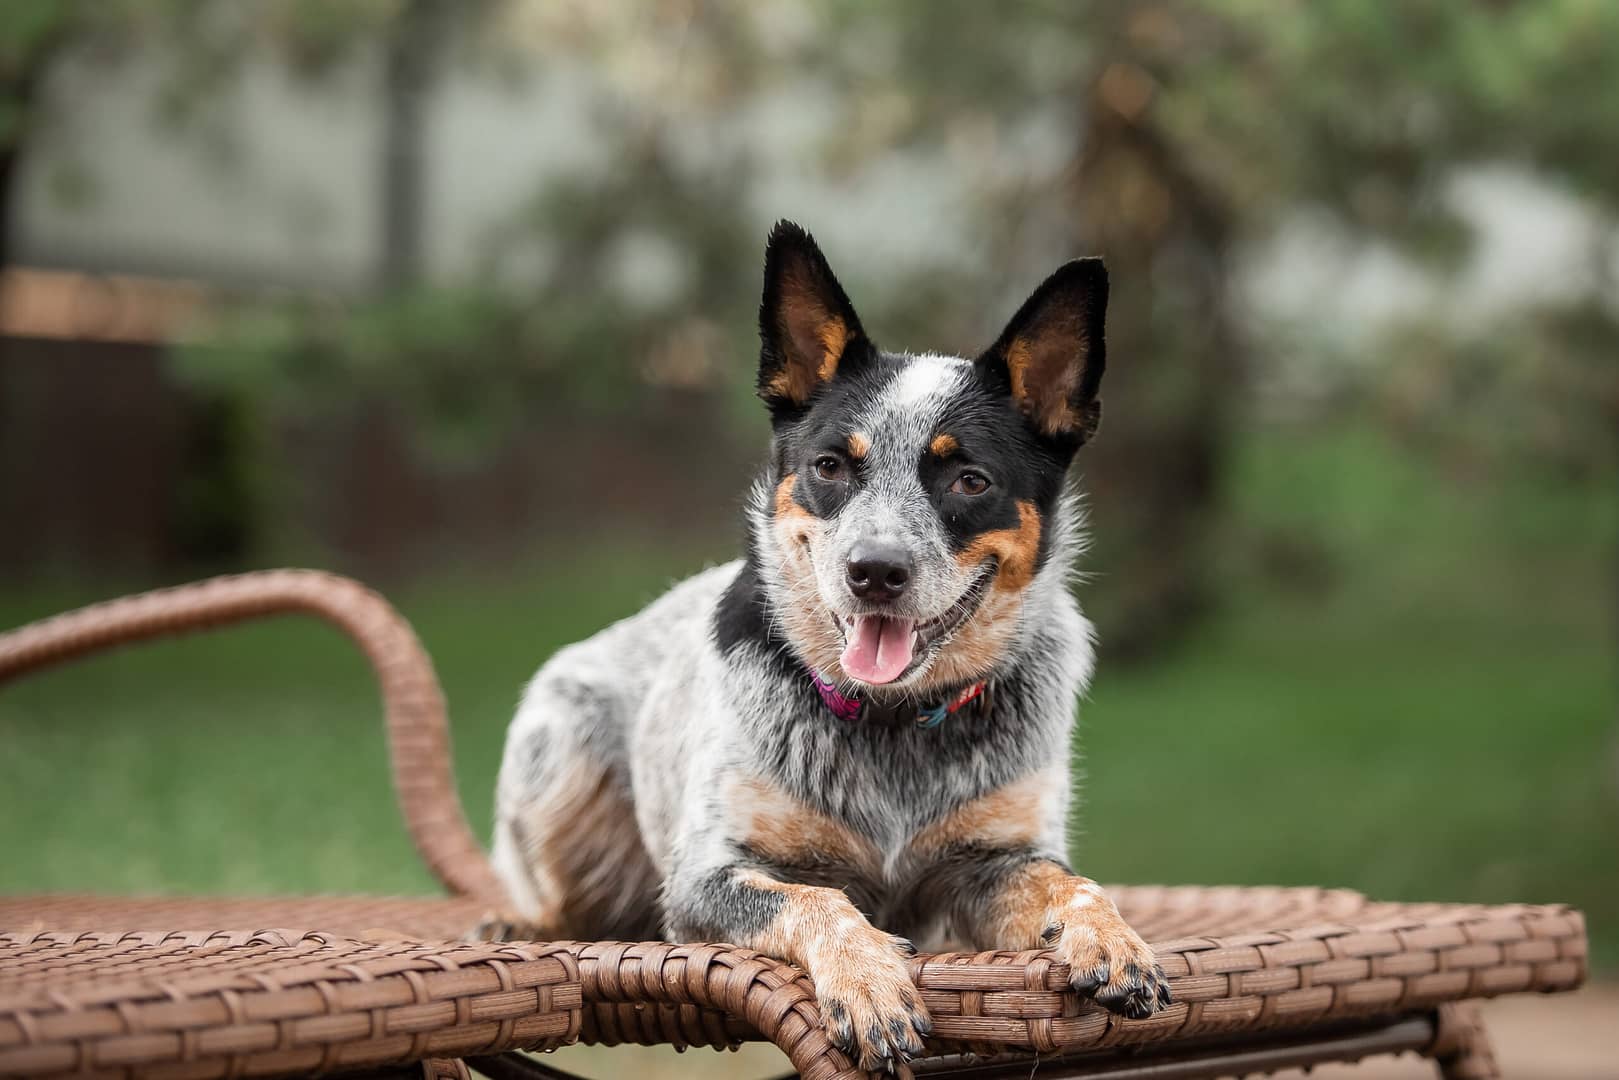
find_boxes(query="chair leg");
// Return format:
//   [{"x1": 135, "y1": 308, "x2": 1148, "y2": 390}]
[{"x1": 1430, "y1": 1003, "x2": 1500, "y2": 1080}]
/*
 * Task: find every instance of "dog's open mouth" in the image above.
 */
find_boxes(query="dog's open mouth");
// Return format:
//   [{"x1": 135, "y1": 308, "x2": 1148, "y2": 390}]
[{"x1": 836, "y1": 563, "x2": 994, "y2": 685}]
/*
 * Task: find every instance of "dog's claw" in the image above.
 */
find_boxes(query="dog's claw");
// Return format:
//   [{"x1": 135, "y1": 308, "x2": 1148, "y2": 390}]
[
  {"x1": 1056, "y1": 917, "x2": 1171, "y2": 1020},
  {"x1": 467, "y1": 912, "x2": 551, "y2": 943},
  {"x1": 818, "y1": 961, "x2": 932, "y2": 1073}
]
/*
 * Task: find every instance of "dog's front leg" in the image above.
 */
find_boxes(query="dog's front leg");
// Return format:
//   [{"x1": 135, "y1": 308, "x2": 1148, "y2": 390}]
[
  {"x1": 668, "y1": 866, "x2": 931, "y2": 1072},
  {"x1": 967, "y1": 856, "x2": 1171, "y2": 1019}
]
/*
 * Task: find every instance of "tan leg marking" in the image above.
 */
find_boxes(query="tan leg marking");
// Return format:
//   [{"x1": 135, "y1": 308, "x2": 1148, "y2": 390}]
[
  {"x1": 729, "y1": 775, "x2": 882, "y2": 877},
  {"x1": 911, "y1": 767, "x2": 1059, "y2": 859},
  {"x1": 502, "y1": 764, "x2": 657, "y2": 939},
  {"x1": 986, "y1": 862, "x2": 1170, "y2": 1019},
  {"x1": 739, "y1": 871, "x2": 931, "y2": 1070}
]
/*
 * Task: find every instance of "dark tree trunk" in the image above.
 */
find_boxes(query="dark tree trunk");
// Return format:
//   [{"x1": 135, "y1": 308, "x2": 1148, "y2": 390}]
[
  {"x1": 1068, "y1": 16, "x2": 1240, "y2": 658},
  {"x1": 379, "y1": 0, "x2": 448, "y2": 291},
  {"x1": 0, "y1": 24, "x2": 69, "y2": 275}
]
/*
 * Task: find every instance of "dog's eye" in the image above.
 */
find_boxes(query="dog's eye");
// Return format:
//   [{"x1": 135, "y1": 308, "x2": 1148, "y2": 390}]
[
  {"x1": 814, "y1": 456, "x2": 845, "y2": 482},
  {"x1": 950, "y1": 471, "x2": 991, "y2": 496}
]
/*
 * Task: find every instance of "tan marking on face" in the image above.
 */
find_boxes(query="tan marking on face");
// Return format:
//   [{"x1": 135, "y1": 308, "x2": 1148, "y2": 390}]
[
  {"x1": 846, "y1": 431, "x2": 871, "y2": 460},
  {"x1": 921, "y1": 590, "x2": 1022, "y2": 688},
  {"x1": 957, "y1": 499, "x2": 1043, "y2": 593},
  {"x1": 773, "y1": 473, "x2": 813, "y2": 526},
  {"x1": 912, "y1": 768, "x2": 1059, "y2": 858},
  {"x1": 929, "y1": 432, "x2": 959, "y2": 457},
  {"x1": 908, "y1": 503, "x2": 1042, "y2": 690},
  {"x1": 769, "y1": 474, "x2": 844, "y2": 675}
]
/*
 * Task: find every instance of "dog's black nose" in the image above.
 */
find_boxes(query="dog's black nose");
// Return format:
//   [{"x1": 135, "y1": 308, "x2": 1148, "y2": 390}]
[{"x1": 846, "y1": 545, "x2": 913, "y2": 602}]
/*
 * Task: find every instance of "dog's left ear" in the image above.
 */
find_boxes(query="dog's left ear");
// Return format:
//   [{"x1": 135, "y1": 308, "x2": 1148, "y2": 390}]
[
  {"x1": 977, "y1": 258, "x2": 1108, "y2": 445},
  {"x1": 757, "y1": 221, "x2": 868, "y2": 413}
]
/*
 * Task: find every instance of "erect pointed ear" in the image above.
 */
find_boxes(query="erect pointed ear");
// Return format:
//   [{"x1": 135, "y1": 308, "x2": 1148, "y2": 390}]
[
  {"x1": 757, "y1": 221, "x2": 868, "y2": 412},
  {"x1": 976, "y1": 258, "x2": 1108, "y2": 444}
]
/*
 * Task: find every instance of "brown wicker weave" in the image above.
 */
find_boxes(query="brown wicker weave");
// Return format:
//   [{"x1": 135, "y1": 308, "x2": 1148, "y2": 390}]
[
  {"x1": 0, "y1": 929, "x2": 579, "y2": 1079},
  {"x1": 0, "y1": 571, "x2": 1590, "y2": 1080}
]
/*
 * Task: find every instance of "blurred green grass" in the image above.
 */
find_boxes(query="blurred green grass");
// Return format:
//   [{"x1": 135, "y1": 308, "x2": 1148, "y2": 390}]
[{"x1": 1, "y1": 424, "x2": 1614, "y2": 973}]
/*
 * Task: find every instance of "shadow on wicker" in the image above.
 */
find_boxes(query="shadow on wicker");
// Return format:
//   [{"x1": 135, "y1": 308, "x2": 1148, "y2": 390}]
[{"x1": 0, "y1": 571, "x2": 1587, "y2": 1080}]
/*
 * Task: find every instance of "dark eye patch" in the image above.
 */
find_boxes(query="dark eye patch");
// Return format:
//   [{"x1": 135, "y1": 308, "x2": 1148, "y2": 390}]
[{"x1": 922, "y1": 373, "x2": 1071, "y2": 555}]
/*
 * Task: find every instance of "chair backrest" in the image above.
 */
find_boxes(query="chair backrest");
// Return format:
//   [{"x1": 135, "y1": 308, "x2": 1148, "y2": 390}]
[{"x1": 0, "y1": 569, "x2": 507, "y2": 903}]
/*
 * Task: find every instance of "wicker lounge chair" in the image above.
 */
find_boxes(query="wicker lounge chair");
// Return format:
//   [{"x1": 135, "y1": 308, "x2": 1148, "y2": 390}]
[{"x1": 0, "y1": 571, "x2": 1587, "y2": 1079}]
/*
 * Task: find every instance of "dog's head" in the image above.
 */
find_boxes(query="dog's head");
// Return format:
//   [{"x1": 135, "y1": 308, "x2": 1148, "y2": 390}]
[{"x1": 749, "y1": 221, "x2": 1108, "y2": 696}]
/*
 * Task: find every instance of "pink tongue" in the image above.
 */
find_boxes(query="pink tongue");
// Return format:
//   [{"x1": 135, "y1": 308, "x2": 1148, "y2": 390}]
[{"x1": 840, "y1": 615, "x2": 916, "y2": 685}]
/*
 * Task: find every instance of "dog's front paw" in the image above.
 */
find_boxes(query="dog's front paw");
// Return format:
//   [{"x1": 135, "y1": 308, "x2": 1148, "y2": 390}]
[
  {"x1": 1045, "y1": 891, "x2": 1171, "y2": 1020},
  {"x1": 466, "y1": 911, "x2": 552, "y2": 943},
  {"x1": 814, "y1": 934, "x2": 932, "y2": 1073}
]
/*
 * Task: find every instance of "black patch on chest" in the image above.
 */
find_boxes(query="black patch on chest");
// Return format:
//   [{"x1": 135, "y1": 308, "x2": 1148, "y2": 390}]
[{"x1": 710, "y1": 554, "x2": 803, "y2": 680}]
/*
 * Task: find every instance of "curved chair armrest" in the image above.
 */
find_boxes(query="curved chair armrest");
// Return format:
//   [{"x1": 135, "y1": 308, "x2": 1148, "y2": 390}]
[
  {"x1": 558, "y1": 940, "x2": 860, "y2": 1080},
  {"x1": 0, "y1": 569, "x2": 506, "y2": 903}
]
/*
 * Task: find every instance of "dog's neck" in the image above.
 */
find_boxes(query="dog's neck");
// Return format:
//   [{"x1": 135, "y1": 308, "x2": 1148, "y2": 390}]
[{"x1": 809, "y1": 669, "x2": 990, "y2": 729}]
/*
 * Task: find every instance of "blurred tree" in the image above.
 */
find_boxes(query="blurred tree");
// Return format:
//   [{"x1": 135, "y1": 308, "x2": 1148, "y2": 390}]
[
  {"x1": 0, "y1": 0, "x2": 468, "y2": 277},
  {"x1": 792, "y1": 0, "x2": 1619, "y2": 650},
  {"x1": 13, "y1": 1, "x2": 1616, "y2": 637}
]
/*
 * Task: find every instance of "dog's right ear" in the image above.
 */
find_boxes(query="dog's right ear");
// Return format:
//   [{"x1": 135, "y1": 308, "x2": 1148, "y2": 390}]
[{"x1": 757, "y1": 221, "x2": 868, "y2": 413}]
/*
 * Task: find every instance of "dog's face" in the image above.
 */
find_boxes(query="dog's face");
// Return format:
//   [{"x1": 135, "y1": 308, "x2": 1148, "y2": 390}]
[{"x1": 752, "y1": 222, "x2": 1108, "y2": 695}]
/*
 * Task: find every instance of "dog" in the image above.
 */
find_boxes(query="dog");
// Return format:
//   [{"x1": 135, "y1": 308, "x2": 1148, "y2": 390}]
[{"x1": 485, "y1": 221, "x2": 1170, "y2": 1071}]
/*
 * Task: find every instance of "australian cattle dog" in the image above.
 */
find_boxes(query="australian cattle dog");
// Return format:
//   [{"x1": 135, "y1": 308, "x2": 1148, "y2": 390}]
[{"x1": 484, "y1": 221, "x2": 1170, "y2": 1071}]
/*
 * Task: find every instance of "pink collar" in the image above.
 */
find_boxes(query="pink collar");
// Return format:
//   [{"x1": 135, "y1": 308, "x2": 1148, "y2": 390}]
[{"x1": 811, "y1": 672, "x2": 988, "y2": 728}]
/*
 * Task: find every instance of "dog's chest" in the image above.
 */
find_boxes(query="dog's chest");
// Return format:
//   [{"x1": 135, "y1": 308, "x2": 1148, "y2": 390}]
[{"x1": 735, "y1": 707, "x2": 1058, "y2": 900}]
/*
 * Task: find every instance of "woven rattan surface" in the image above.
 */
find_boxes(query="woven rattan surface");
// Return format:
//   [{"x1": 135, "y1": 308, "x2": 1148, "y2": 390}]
[
  {"x1": 0, "y1": 888, "x2": 1586, "y2": 1078},
  {"x1": 0, "y1": 928, "x2": 581, "y2": 1079},
  {"x1": 0, "y1": 573, "x2": 1590, "y2": 1079}
]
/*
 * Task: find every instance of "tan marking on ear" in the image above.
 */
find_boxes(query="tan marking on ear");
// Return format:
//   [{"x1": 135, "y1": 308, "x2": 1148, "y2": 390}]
[
  {"x1": 1006, "y1": 336, "x2": 1085, "y2": 437},
  {"x1": 957, "y1": 500, "x2": 1043, "y2": 593},
  {"x1": 731, "y1": 776, "x2": 882, "y2": 877},
  {"x1": 847, "y1": 431, "x2": 871, "y2": 460},
  {"x1": 912, "y1": 768, "x2": 1059, "y2": 858},
  {"x1": 929, "y1": 432, "x2": 959, "y2": 457},
  {"x1": 816, "y1": 319, "x2": 849, "y2": 381},
  {"x1": 769, "y1": 278, "x2": 853, "y2": 405}
]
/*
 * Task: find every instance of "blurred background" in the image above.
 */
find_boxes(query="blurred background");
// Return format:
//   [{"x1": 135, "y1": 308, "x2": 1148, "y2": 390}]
[{"x1": 1, "y1": 2, "x2": 1615, "y2": 1075}]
